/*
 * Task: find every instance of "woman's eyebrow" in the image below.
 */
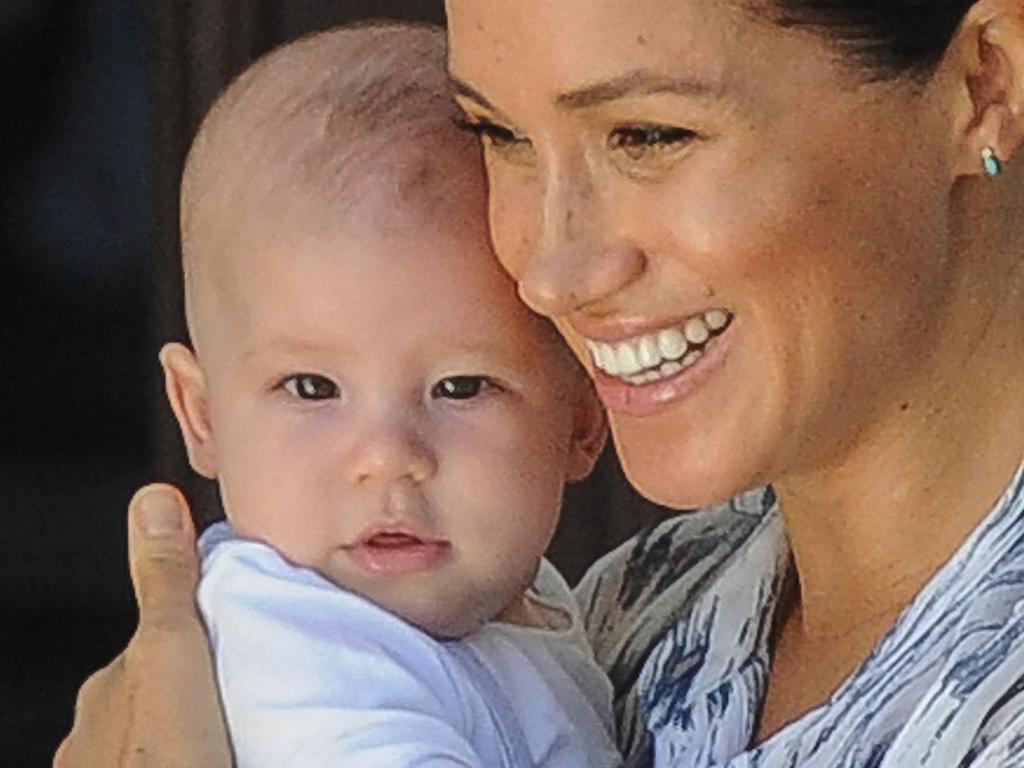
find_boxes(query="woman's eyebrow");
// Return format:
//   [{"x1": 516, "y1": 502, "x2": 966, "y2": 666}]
[
  {"x1": 450, "y1": 69, "x2": 725, "y2": 116},
  {"x1": 555, "y1": 70, "x2": 723, "y2": 110}
]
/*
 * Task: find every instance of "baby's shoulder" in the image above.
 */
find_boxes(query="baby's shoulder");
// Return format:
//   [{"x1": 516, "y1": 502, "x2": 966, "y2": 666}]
[{"x1": 197, "y1": 523, "x2": 451, "y2": 663}]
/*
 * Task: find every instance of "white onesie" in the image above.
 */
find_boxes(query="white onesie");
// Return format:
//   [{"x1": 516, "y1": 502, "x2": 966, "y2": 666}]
[{"x1": 197, "y1": 522, "x2": 622, "y2": 768}]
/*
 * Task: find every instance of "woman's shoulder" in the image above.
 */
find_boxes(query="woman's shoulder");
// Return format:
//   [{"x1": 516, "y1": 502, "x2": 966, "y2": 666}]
[
  {"x1": 572, "y1": 487, "x2": 779, "y2": 761},
  {"x1": 574, "y1": 486, "x2": 776, "y2": 668}
]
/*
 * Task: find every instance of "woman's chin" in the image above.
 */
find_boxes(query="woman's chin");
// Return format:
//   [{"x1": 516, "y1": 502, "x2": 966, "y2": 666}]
[{"x1": 612, "y1": 424, "x2": 761, "y2": 511}]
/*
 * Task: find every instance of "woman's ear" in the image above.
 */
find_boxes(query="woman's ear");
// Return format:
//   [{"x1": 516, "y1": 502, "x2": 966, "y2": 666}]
[
  {"x1": 566, "y1": 379, "x2": 609, "y2": 483},
  {"x1": 159, "y1": 342, "x2": 218, "y2": 479},
  {"x1": 948, "y1": 0, "x2": 1024, "y2": 177}
]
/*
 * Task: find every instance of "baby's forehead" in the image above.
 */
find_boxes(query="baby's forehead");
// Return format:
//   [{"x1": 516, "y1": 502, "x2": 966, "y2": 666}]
[
  {"x1": 195, "y1": 184, "x2": 581, "y2": 388},
  {"x1": 217, "y1": 137, "x2": 486, "y2": 255},
  {"x1": 190, "y1": 123, "x2": 490, "y2": 297}
]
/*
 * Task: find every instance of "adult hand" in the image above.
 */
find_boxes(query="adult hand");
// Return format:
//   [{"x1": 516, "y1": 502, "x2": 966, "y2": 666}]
[{"x1": 54, "y1": 485, "x2": 233, "y2": 768}]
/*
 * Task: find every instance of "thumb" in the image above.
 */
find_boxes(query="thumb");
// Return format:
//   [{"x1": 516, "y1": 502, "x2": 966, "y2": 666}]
[{"x1": 127, "y1": 484, "x2": 202, "y2": 633}]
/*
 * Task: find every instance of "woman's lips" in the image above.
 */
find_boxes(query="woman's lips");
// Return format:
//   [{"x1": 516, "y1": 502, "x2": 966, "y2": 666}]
[{"x1": 343, "y1": 529, "x2": 452, "y2": 575}]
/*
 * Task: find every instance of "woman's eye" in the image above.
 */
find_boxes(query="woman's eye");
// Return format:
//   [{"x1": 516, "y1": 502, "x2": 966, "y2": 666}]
[
  {"x1": 431, "y1": 376, "x2": 492, "y2": 401},
  {"x1": 282, "y1": 374, "x2": 339, "y2": 401},
  {"x1": 454, "y1": 117, "x2": 534, "y2": 163},
  {"x1": 608, "y1": 124, "x2": 696, "y2": 161}
]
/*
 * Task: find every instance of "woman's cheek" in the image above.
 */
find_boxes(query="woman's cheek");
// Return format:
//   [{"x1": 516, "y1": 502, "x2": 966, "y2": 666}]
[{"x1": 652, "y1": 161, "x2": 792, "y2": 276}]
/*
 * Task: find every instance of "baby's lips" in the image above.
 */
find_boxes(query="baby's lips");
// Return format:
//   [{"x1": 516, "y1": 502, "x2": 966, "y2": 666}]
[
  {"x1": 344, "y1": 529, "x2": 453, "y2": 575},
  {"x1": 351, "y1": 519, "x2": 448, "y2": 549},
  {"x1": 364, "y1": 531, "x2": 427, "y2": 548}
]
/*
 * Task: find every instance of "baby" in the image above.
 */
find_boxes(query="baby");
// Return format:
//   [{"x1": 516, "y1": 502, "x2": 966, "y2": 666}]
[{"x1": 159, "y1": 22, "x2": 621, "y2": 768}]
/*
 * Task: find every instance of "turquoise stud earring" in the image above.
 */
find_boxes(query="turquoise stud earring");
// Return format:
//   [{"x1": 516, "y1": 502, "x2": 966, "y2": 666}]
[{"x1": 982, "y1": 146, "x2": 1003, "y2": 178}]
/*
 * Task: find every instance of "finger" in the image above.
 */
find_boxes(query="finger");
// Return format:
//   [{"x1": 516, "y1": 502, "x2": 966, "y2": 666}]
[
  {"x1": 125, "y1": 623, "x2": 234, "y2": 768},
  {"x1": 124, "y1": 485, "x2": 233, "y2": 767},
  {"x1": 127, "y1": 484, "x2": 202, "y2": 634},
  {"x1": 54, "y1": 655, "x2": 129, "y2": 767},
  {"x1": 73, "y1": 657, "x2": 120, "y2": 723},
  {"x1": 52, "y1": 737, "x2": 71, "y2": 768}
]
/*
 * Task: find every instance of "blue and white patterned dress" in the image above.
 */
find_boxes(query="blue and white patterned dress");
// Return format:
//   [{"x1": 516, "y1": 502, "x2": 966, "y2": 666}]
[{"x1": 577, "y1": 463, "x2": 1024, "y2": 767}]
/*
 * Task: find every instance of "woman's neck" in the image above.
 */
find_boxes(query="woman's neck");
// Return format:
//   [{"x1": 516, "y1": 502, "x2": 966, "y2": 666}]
[{"x1": 774, "y1": 258, "x2": 1024, "y2": 641}]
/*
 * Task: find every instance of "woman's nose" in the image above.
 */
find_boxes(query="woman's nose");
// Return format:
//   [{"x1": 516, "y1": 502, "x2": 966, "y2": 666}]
[
  {"x1": 517, "y1": 158, "x2": 646, "y2": 318},
  {"x1": 344, "y1": 421, "x2": 438, "y2": 488}
]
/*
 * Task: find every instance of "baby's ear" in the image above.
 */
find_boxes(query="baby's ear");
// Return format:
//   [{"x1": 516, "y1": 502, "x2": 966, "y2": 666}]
[
  {"x1": 159, "y1": 342, "x2": 218, "y2": 479},
  {"x1": 566, "y1": 380, "x2": 608, "y2": 483}
]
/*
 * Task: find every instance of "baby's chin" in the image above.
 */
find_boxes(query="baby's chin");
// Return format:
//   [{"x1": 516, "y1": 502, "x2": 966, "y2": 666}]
[
  {"x1": 317, "y1": 569, "x2": 511, "y2": 640},
  {"x1": 366, "y1": 592, "x2": 497, "y2": 640}
]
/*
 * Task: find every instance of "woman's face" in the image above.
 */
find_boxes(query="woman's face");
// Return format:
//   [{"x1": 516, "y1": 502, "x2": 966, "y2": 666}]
[{"x1": 446, "y1": 0, "x2": 961, "y2": 507}]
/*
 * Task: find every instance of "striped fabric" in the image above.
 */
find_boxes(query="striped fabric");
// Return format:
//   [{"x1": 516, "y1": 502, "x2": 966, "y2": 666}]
[{"x1": 576, "y1": 463, "x2": 1024, "y2": 768}]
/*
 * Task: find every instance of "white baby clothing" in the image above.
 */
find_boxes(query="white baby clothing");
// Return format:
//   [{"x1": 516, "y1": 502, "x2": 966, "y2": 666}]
[{"x1": 197, "y1": 522, "x2": 622, "y2": 768}]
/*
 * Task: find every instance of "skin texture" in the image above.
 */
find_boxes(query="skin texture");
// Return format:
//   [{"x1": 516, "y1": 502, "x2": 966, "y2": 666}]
[
  {"x1": 162, "y1": 135, "x2": 604, "y2": 638},
  {"x1": 56, "y1": 1, "x2": 1024, "y2": 762},
  {"x1": 446, "y1": 0, "x2": 1024, "y2": 743}
]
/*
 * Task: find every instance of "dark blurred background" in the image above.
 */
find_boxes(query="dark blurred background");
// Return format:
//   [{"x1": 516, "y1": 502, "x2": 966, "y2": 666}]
[{"x1": 2, "y1": 2, "x2": 664, "y2": 765}]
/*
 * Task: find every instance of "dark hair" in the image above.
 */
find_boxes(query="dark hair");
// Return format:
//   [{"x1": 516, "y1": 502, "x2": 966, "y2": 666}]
[{"x1": 753, "y1": 0, "x2": 975, "y2": 79}]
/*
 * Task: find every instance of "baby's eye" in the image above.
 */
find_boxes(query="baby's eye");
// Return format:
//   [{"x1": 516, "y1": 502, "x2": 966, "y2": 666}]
[
  {"x1": 282, "y1": 374, "x2": 339, "y2": 401},
  {"x1": 608, "y1": 124, "x2": 697, "y2": 161},
  {"x1": 431, "y1": 376, "x2": 493, "y2": 401}
]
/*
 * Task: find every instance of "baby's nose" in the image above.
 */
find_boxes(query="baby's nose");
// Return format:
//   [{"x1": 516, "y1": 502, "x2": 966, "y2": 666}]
[{"x1": 344, "y1": 422, "x2": 438, "y2": 487}]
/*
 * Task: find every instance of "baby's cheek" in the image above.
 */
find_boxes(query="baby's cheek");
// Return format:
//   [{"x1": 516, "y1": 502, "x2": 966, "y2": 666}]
[{"x1": 219, "y1": 424, "x2": 339, "y2": 566}]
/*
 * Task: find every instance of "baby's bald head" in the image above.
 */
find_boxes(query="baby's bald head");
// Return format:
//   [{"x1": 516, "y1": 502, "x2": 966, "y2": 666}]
[
  {"x1": 180, "y1": 23, "x2": 471, "y2": 350},
  {"x1": 161, "y1": 25, "x2": 606, "y2": 639}
]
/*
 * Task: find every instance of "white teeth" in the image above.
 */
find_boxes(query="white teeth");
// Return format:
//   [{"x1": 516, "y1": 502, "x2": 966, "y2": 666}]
[
  {"x1": 637, "y1": 336, "x2": 661, "y2": 369},
  {"x1": 585, "y1": 309, "x2": 730, "y2": 383},
  {"x1": 705, "y1": 309, "x2": 729, "y2": 331},
  {"x1": 684, "y1": 317, "x2": 710, "y2": 345},
  {"x1": 616, "y1": 348, "x2": 707, "y2": 387},
  {"x1": 598, "y1": 343, "x2": 618, "y2": 375},
  {"x1": 615, "y1": 343, "x2": 641, "y2": 375},
  {"x1": 625, "y1": 372, "x2": 655, "y2": 385},
  {"x1": 660, "y1": 360, "x2": 682, "y2": 377},
  {"x1": 657, "y1": 328, "x2": 687, "y2": 360}
]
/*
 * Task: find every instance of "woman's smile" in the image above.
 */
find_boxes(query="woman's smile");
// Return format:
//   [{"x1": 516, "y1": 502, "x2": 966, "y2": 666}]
[
  {"x1": 585, "y1": 317, "x2": 735, "y2": 416},
  {"x1": 582, "y1": 308, "x2": 732, "y2": 381}
]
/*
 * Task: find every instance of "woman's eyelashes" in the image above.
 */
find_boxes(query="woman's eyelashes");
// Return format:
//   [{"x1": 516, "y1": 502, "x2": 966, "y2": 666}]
[
  {"x1": 455, "y1": 112, "x2": 697, "y2": 168},
  {"x1": 454, "y1": 116, "x2": 535, "y2": 163},
  {"x1": 280, "y1": 373, "x2": 340, "y2": 401},
  {"x1": 608, "y1": 124, "x2": 697, "y2": 161}
]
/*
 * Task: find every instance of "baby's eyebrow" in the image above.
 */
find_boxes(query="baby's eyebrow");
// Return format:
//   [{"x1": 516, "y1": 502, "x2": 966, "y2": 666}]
[{"x1": 240, "y1": 337, "x2": 339, "y2": 364}]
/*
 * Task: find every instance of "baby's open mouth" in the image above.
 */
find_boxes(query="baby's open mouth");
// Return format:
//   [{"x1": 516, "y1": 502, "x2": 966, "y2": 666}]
[
  {"x1": 346, "y1": 527, "x2": 452, "y2": 574},
  {"x1": 364, "y1": 532, "x2": 428, "y2": 548},
  {"x1": 584, "y1": 309, "x2": 733, "y2": 386}
]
